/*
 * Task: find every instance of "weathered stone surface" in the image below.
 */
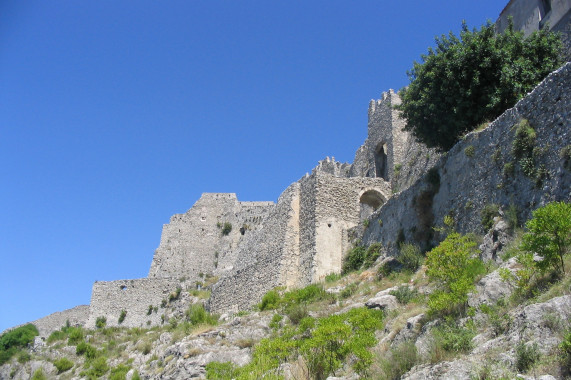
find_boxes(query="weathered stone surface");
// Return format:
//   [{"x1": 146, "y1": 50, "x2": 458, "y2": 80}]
[
  {"x1": 468, "y1": 258, "x2": 518, "y2": 308},
  {"x1": 365, "y1": 294, "x2": 398, "y2": 311},
  {"x1": 479, "y1": 218, "x2": 512, "y2": 262}
]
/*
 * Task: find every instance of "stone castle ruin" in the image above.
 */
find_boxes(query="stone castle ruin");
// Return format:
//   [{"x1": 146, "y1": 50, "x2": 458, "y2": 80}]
[
  {"x1": 15, "y1": 1, "x2": 571, "y2": 335},
  {"x1": 85, "y1": 89, "x2": 420, "y2": 328}
]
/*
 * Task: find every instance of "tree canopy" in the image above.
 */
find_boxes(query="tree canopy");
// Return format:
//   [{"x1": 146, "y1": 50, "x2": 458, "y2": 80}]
[{"x1": 398, "y1": 21, "x2": 562, "y2": 151}]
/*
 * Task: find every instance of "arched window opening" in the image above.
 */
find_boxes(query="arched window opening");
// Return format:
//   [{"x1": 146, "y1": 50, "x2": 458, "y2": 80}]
[{"x1": 374, "y1": 143, "x2": 388, "y2": 180}]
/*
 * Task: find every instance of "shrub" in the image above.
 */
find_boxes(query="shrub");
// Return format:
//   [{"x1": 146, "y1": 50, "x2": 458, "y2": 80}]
[
  {"x1": 398, "y1": 22, "x2": 562, "y2": 151},
  {"x1": 31, "y1": 369, "x2": 46, "y2": 380},
  {"x1": 54, "y1": 357, "x2": 74, "y2": 373},
  {"x1": 363, "y1": 243, "x2": 383, "y2": 268},
  {"x1": 17, "y1": 350, "x2": 31, "y2": 363},
  {"x1": 340, "y1": 283, "x2": 358, "y2": 299},
  {"x1": 76, "y1": 341, "x2": 98, "y2": 359},
  {"x1": 67, "y1": 327, "x2": 83, "y2": 345},
  {"x1": 0, "y1": 324, "x2": 39, "y2": 365},
  {"x1": 205, "y1": 361, "x2": 239, "y2": 380},
  {"x1": 95, "y1": 316, "x2": 107, "y2": 329},
  {"x1": 389, "y1": 285, "x2": 419, "y2": 304},
  {"x1": 481, "y1": 203, "x2": 500, "y2": 231},
  {"x1": 259, "y1": 290, "x2": 281, "y2": 311},
  {"x1": 47, "y1": 330, "x2": 66, "y2": 344},
  {"x1": 515, "y1": 342, "x2": 540, "y2": 372},
  {"x1": 325, "y1": 272, "x2": 341, "y2": 283},
  {"x1": 426, "y1": 233, "x2": 485, "y2": 315},
  {"x1": 285, "y1": 304, "x2": 308, "y2": 325},
  {"x1": 186, "y1": 304, "x2": 218, "y2": 325},
  {"x1": 399, "y1": 243, "x2": 423, "y2": 272},
  {"x1": 433, "y1": 320, "x2": 475, "y2": 353},
  {"x1": 221, "y1": 222, "x2": 232, "y2": 236},
  {"x1": 521, "y1": 201, "x2": 571, "y2": 275},
  {"x1": 109, "y1": 364, "x2": 131, "y2": 380},
  {"x1": 464, "y1": 145, "x2": 475, "y2": 157},
  {"x1": 118, "y1": 310, "x2": 127, "y2": 324},
  {"x1": 85, "y1": 356, "x2": 109, "y2": 378},
  {"x1": 342, "y1": 245, "x2": 366, "y2": 274},
  {"x1": 378, "y1": 341, "x2": 418, "y2": 380}
]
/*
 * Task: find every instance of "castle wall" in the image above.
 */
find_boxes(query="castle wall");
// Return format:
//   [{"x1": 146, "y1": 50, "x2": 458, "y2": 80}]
[
  {"x1": 207, "y1": 184, "x2": 301, "y2": 314},
  {"x1": 148, "y1": 193, "x2": 273, "y2": 284},
  {"x1": 86, "y1": 278, "x2": 180, "y2": 329},
  {"x1": 3, "y1": 305, "x2": 90, "y2": 338},
  {"x1": 349, "y1": 90, "x2": 437, "y2": 194},
  {"x1": 362, "y1": 63, "x2": 571, "y2": 255}
]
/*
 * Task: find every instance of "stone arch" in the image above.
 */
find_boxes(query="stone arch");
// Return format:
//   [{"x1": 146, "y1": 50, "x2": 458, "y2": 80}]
[
  {"x1": 359, "y1": 189, "x2": 386, "y2": 220},
  {"x1": 374, "y1": 142, "x2": 388, "y2": 180}
]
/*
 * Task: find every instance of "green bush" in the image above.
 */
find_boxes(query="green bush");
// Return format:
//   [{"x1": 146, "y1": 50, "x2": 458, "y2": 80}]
[
  {"x1": 0, "y1": 324, "x2": 39, "y2": 365},
  {"x1": 521, "y1": 201, "x2": 571, "y2": 275},
  {"x1": 426, "y1": 233, "x2": 485, "y2": 315},
  {"x1": 206, "y1": 307, "x2": 384, "y2": 380},
  {"x1": 481, "y1": 203, "x2": 500, "y2": 231},
  {"x1": 84, "y1": 356, "x2": 109, "y2": 378},
  {"x1": 378, "y1": 341, "x2": 418, "y2": 380},
  {"x1": 342, "y1": 245, "x2": 366, "y2": 274},
  {"x1": 515, "y1": 342, "x2": 540, "y2": 372},
  {"x1": 95, "y1": 316, "x2": 107, "y2": 329},
  {"x1": 342, "y1": 243, "x2": 383, "y2": 274},
  {"x1": 560, "y1": 329, "x2": 571, "y2": 373},
  {"x1": 186, "y1": 304, "x2": 218, "y2": 325},
  {"x1": 325, "y1": 273, "x2": 341, "y2": 283},
  {"x1": 54, "y1": 357, "x2": 74, "y2": 373},
  {"x1": 118, "y1": 310, "x2": 127, "y2": 324},
  {"x1": 205, "y1": 361, "x2": 239, "y2": 380},
  {"x1": 433, "y1": 320, "x2": 475, "y2": 353},
  {"x1": 31, "y1": 369, "x2": 47, "y2": 380},
  {"x1": 259, "y1": 290, "x2": 281, "y2": 311},
  {"x1": 464, "y1": 145, "x2": 475, "y2": 157},
  {"x1": 76, "y1": 341, "x2": 98, "y2": 359},
  {"x1": 398, "y1": 22, "x2": 561, "y2": 151},
  {"x1": 221, "y1": 222, "x2": 232, "y2": 236},
  {"x1": 67, "y1": 327, "x2": 83, "y2": 345},
  {"x1": 399, "y1": 243, "x2": 423, "y2": 272},
  {"x1": 47, "y1": 329, "x2": 66, "y2": 344},
  {"x1": 340, "y1": 283, "x2": 358, "y2": 299},
  {"x1": 389, "y1": 285, "x2": 419, "y2": 305},
  {"x1": 285, "y1": 304, "x2": 308, "y2": 325},
  {"x1": 512, "y1": 119, "x2": 536, "y2": 159},
  {"x1": 109, "y1": 364, "x2": 132, "y2": 380}
]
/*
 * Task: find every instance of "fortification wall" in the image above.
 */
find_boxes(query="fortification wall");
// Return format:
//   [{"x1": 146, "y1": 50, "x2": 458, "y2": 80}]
[
  {"x1": 148, "y1": 193, "x2": 273, "y2": 283},
  {"x1": 311, "y1": 175, "x2": 390, "y2": 281},
  {"x1": 362, "y1": 63, "x2": 571, "y2": 255},
  {"x1": 348, "y1": 90, "x2": 434, "y2": 194},
  {"x1": 207, "y1": 183, "x2": 300, "y2": 313},
  {"x1": 86, "y1": 278, "x2": 181, "y2": 329},
  {"x1": 3, "y1": 305, "x2": 90, "y2": 338}
]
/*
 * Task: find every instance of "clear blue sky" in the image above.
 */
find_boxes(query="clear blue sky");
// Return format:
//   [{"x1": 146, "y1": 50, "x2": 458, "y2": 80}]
[{"x1": 0, "y1": 1, "x2": 505, "y2": 332}]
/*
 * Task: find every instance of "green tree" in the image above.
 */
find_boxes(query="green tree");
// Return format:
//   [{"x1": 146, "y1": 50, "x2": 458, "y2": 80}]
[
  {"x1": 521, "y1": 201, "x2": 571, "y2": 275},
  {"x1": 398, "y1": 21, "x2": 562, "y2": 151},
  {"x1": 426, "y1": 233, "x2": 485, "y2": 315}
]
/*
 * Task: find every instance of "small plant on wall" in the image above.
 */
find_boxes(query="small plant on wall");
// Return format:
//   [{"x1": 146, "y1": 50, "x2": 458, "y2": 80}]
[{"x1": 118, "y1": 310, "x2": 127, "y2": 324}]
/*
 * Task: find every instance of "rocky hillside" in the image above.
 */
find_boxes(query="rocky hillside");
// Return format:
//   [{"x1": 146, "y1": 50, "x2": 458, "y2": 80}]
[{"x1": 1, "y1": 207, "x2": 570, "y2": 380}]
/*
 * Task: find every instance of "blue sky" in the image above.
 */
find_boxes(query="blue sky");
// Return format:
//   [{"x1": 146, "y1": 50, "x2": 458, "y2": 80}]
[{"x1": 0, "y1": 1, "x2": 505, "y2": 332}]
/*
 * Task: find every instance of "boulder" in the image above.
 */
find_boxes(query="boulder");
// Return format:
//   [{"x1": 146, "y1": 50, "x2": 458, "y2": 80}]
[{"x1": 365, "y1": 294, "x2": 398, "y2": 311}]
